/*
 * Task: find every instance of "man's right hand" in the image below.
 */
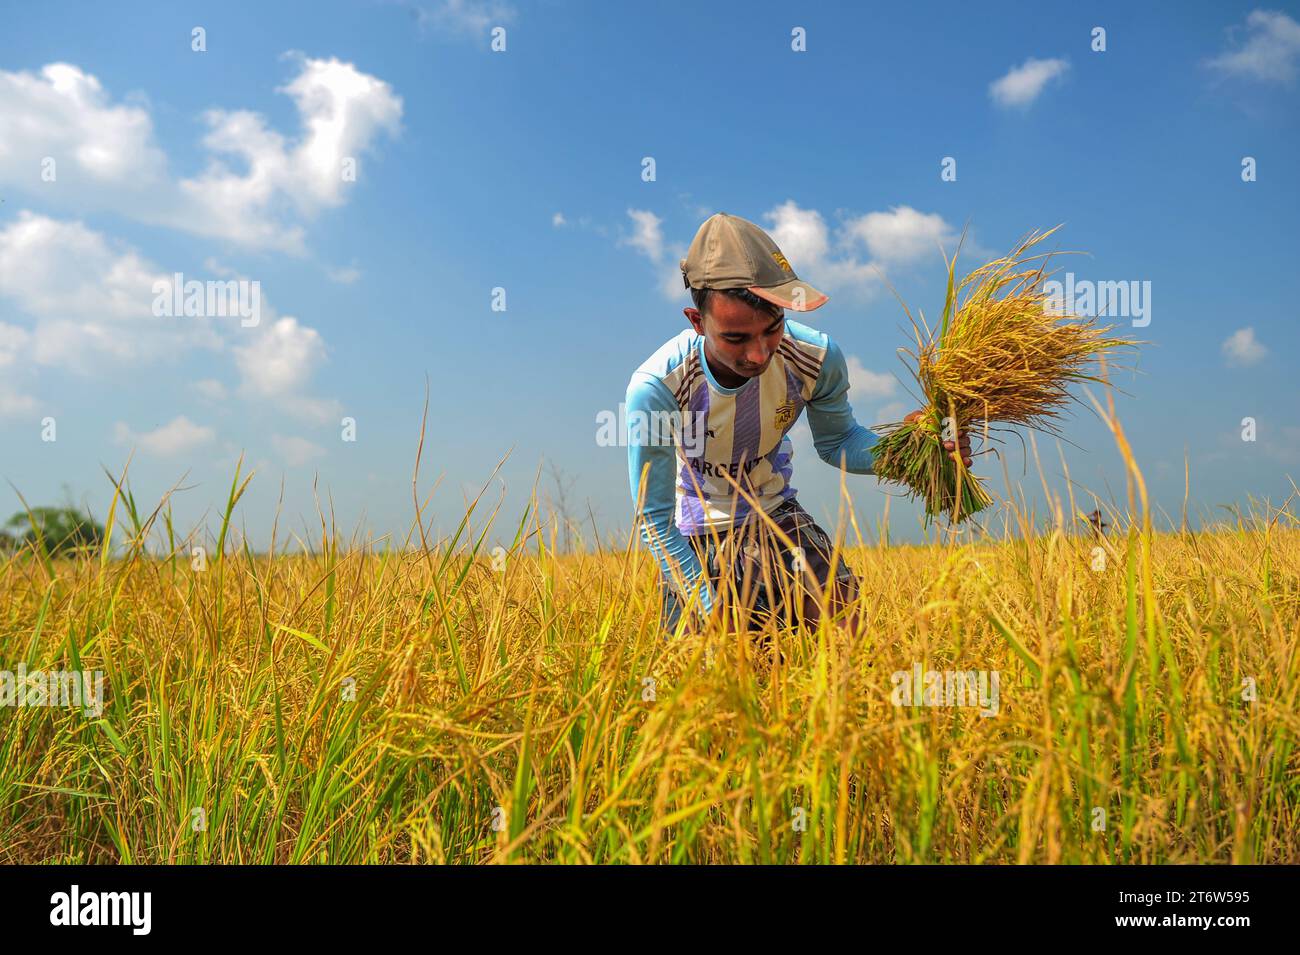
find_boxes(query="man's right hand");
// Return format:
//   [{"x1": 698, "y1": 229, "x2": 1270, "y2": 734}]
[{"x1": 904, "y1": 409, "x2": 973, "y2": 468}]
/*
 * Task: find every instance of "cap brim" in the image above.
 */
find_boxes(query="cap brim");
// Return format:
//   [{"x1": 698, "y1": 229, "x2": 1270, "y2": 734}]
[{"x1": 749, "y1": 278, "x2": 828, "y2": 312}]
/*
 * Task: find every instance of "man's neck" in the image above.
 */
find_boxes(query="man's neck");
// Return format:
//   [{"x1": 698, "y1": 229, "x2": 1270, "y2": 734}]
[{"x1": 702, "y1": 344, "x2": 750, "y2": 389}]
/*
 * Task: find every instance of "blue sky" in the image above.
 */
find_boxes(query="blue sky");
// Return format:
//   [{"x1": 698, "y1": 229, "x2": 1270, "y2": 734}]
[{"x1": 1, "y1": 0, "x2": 1297, "y2": 550}]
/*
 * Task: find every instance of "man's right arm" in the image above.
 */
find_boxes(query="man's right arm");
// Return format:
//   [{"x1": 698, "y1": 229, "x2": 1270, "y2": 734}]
[{"x1": 625, "y1": 373, "x2": 714, "y2": 615}]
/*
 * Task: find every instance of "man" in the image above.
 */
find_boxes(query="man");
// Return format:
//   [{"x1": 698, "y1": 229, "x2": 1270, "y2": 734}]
[{"x1": 625, "y1": 212, "x2": 973, "y2": 635}]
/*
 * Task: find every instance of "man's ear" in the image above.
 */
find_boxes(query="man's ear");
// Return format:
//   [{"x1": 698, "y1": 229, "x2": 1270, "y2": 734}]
[{"x1": 684, "y1": 307, "x2": 705, "y2": 335}]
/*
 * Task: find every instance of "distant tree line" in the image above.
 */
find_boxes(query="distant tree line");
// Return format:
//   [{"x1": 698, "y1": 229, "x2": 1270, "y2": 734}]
[{"x1": 0, "y1": 505, "x2": 105, "y2": 557}]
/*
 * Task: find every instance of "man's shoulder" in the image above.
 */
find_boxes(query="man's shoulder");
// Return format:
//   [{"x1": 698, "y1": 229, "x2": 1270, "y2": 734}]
[
  {"x1": 630, "y1": 326, "x2": 699, "y2": 386},
  {"x1": 780, "y1": 318, "x2": 835, "y2": 383},
  {"x1": 784, "y1": 318, "x2": 832, "y2": 354}
]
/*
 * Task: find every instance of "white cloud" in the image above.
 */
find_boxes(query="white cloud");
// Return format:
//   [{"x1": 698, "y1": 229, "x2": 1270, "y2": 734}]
[
  {"x1": 174, "y1": 55, "x2": 402, "y2": 251},
  {"x1": 764, "y1": 200, "x2": 966, "y2": 300},
  {"x1": 767, "y1": 200, "x2": 976, "y2": 295},
  {"x1": 989, "y1": 57, "x2": 1070, "y2": 108},
  {"x1": 842, "y1": 206, "x2": 958, "y2": 265},
  {"x1": 233, "y1": 316, "x2": 340, "y2": 423},
  {"x1": 1263, "y1": 425, "x2": 1300, "y2": 464},
  {"x1": 876, "y1": 401, "x2": 910, "y2": 424},
  {"x1": 280, "y1": 395, "x2": 343, "y2": 425},
  {"x1": 659, "y1": 260, "x2": 688, "y2": 301},
  {"x1": 555, "y1": 213, "x2": 608, "y2": 238},
  {"x1": 0, "y1": 212, "x2": 222, "y2": 370},
  {"x1": 409, "y1": 0, "x2": 518, "y2": 37},
  {"x1": 327, "y1": 265, "x2": 362, "y2": 284},
  {"x1": 622, "y1": 208, "x2": 666, "y2": 262},
  {"x1": 195, "y1": 378, "x2": 228, "y2": 401},
  {"x1": 0, "y1": 212, "x2": 339, "y2": 421},
  {"x1": 113, "y1": 416, "x2": 215, "y2": 456},
  {"x1": 203, "y1": 258, "x2": 239, "y2": 278},
  {"x1": 845, "y1": 354, "x2": 896, "y2": 399},
  {"x1": 0, "y1": 213, "x2": 157, "y2": 320},
  {"x1": 1208, "y1": 9, "x2": 1300, "y2": 83},
  {"x1": 0, "y1": 386, "x2": 37, "y2": 418},
  {"x1": 0, "y1": 62, "x2": 168, "y2": 185},
  {"x1": 272, "y1": 433, "x2": 326, "y2": 466},
  {"x1": 759, "y1": 200, "x2": 879, "y2": 300},
  {"x1": 233, "y1": 316, "x2": 324, "y2": 395},
  {"x1": 0, "y1": 56, "x2": 402, "y2": 253},
  {"x1": 765, "y1": 201, "x2": 832, "y2": 267},
  {"x1": 628, "y1": 200, "x2": 972, "y2": 307},
  {"x1": 0, "y1": 322, "x2": 29, "y2": 368},
  {"x1": 1223, "y1": 326, "x2": 1267, "y2": 366},
  {"x1": 623, "y1": 209, "x2": 691, "y2": 300}
]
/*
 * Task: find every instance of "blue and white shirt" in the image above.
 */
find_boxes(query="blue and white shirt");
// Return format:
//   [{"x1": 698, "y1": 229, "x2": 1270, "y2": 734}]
[{"x1": 625, "y1": 319, "x2": 877, "y2": 612}]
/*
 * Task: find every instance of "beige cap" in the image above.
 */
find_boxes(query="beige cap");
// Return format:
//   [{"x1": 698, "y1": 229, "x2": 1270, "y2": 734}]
[{"x1": 680, "y1": 212, "x2": 828, "y2": 312}]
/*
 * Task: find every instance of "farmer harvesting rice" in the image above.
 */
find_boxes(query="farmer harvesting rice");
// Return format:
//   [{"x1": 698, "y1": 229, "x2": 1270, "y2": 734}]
[{"x1": 626, "y1": 212, "x2": 972, "y2": 635}]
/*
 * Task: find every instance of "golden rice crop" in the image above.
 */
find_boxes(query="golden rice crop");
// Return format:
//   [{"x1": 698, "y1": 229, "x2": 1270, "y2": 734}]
[
  {"x1": 1, "y1": 433, "x2": 1297, "y2": 864},
  {"x1": 872, "y1": 226, "x2": 1133, "y2": 523}
]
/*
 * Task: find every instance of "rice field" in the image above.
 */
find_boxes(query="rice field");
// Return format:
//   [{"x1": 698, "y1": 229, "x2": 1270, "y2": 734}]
[{"x1": 1, "y1": 429, "x2": 1297, "y2": 865}]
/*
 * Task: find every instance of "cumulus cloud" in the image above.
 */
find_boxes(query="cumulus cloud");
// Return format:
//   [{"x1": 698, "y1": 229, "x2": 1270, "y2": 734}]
[
  {"x1": 764, "y1": 202, "x2": 832, "y2": 268},
  {"x1": 0, "y1": 387, "x2": 38, "y2": 418},
  {"x1": 1207, "y1": 9, "x2": 1300, "y2": 83},
  {"x1": 327, "y1": 265, "x2": 362, "y2": 284},
  {"x1": 234, "y1": 316, "x2": 324, "y2": 395},
  {"x1": 407, "y1": 0, "x2": 518, "y2": 37},
  {"x1": 0, "y1": 63, "x2": 168, "y2": 183},
  {"x1": 622, "y1": 208, "x2": 689, "y2": 299},
  {"x1": 1263, "y1": 425, "x2": 1300, "y2": 464},
  {"x1": 233, "y1": 316, "x2": 341, "y2": 423},
  {"x1": 843, "y1": 206, "x2": 960, "y2": 265},
  {"x1": 766, "y1": 200, "x2": 969, "y2": 298},
  {"x1": 0, "y1": 212, "x2": 222, "y2": 370},
  {"x1": 0, "y1": 323, "x2": 29, "y2": 368},
  {"x1": 0, "y1": 56, "x2": 402, "y2": 253},
  {"x1": 875, "y1": 401, "x2": 910, "y2": 424},
  {"x1": 0, "y1": 212, "x2": 338, "y2": 420},
  {"x1": 845, "y1": 354, "x2": 896, "y2": 399},
  {"x1": 770, "y1": 200, "x2": 974, "y2": 293},
  {"x1": 113, "y1": 415, "x2": 215, "y2": 456},
  {"x1": 1222, "y1": 326, "x2": 1267, "y2": 366},
  {"x1": 626, "y1": 200, "x2": 974, "y2": 305},
  {"x1": 272, "y1": 433, "x2": 327, "y2": 466},
  {"x1": 622, "y1": 208, "x2": 667, "y2": 262},
  {"x1": 843, "y1": 354, "x2": 902, "y2": 423},
  {"x1": 195, "y1": 379, "x2": 228, "y2": 401},
  {"x1": 756, "y1": 201, "x2": 880, "y2": 298},
  {"x1": 989, "y1": 57, "x2": 1070, "y2": 108}
]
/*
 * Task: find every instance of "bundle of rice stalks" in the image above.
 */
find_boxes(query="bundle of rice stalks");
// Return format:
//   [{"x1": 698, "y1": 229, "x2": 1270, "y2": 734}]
[{"x1": 872, "y1": 226, "x2": 1132, "y2": 524}]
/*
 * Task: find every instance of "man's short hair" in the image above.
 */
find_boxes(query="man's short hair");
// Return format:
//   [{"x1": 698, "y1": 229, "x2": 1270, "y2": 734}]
[{"x1": 689, "y1": 286, "x2": 783, "y2": 320}]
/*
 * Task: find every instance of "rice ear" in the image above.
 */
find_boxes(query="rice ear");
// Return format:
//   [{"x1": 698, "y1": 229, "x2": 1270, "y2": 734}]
[{"x1": 871, "y1": 226, "x2": 1137, "y2": 525}]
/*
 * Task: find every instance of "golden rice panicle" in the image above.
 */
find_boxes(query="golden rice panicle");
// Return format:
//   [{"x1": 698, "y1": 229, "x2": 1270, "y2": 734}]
[
  {"x1": 930, "y1": 227, "x2": 1131, "y2": 430},
  {"x1": 872, "y1": 226, "x2": 1136, "y2": 523}
]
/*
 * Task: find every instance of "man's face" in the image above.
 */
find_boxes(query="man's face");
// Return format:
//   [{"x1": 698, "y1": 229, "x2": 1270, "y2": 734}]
[{"x1": 685, "y1": 292, "x2": 785, "y2": 383}]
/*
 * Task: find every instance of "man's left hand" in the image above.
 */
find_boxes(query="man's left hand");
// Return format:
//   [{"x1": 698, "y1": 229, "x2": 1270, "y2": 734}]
[{"x1": 904, "y1": 409, "x2": 973, "y2": 468}]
